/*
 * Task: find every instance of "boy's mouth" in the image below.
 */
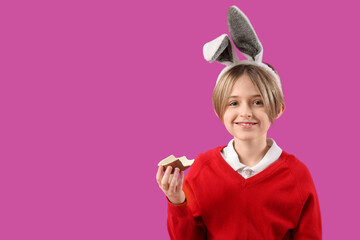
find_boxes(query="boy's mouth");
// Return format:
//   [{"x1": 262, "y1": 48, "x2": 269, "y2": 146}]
[{"x1": 236, "y1": 122, "x2": 257, "y2": 127}]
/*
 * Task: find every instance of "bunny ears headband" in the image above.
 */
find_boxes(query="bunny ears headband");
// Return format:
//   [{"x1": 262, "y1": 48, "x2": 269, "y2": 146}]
[{"x1": 203, "y1": 6, "x2": 282, "y2": 91}]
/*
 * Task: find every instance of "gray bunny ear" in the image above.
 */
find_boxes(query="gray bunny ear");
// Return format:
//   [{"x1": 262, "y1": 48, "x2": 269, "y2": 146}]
[
  {"x1": 203, "y1": 34, "x2": 240, "y2": 66},
  {"x1": 227, "y1": 6, "x2": 263, "y2": 62}
]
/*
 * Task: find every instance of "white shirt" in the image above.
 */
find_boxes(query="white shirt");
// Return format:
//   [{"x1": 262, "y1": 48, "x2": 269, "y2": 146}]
[{"x1": 220, "y1": 138, "x2": 282, "y2": 179}]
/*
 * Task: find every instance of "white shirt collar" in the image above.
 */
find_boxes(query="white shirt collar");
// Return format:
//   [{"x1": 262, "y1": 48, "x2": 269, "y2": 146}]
[{"x1": 220, "y1": 138, "x2": 282, "y2": 178}]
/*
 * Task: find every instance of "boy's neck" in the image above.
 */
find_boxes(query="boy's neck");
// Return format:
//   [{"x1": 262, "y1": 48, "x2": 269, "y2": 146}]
[{"x1": 233, "y1": 137, "x2": 269, "y2": 167}]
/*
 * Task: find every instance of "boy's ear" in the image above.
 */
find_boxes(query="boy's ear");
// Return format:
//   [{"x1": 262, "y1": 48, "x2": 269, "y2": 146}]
[{"x1": 275, "y1": 104, "x2": 286, "y2": 120}]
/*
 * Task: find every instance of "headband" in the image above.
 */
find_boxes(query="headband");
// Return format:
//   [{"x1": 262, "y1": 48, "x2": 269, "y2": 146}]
[{"x1": 203, "y1": 6, "x2": 282, "y2": 91}]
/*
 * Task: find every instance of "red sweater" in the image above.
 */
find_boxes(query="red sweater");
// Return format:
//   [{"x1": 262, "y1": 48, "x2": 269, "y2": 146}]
[{"x1": 167, "y1": 146, "x2": 322, "y2": 239}]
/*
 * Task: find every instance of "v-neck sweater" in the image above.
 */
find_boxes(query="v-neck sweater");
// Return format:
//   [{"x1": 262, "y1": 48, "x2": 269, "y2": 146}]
[{"x1": 167, "y1": 146, "x2": 322, "y2": 240}]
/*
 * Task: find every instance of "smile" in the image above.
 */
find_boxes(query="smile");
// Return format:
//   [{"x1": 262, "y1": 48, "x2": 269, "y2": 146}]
[{"x1": 236, "y1": 122, "x2": 257, "y2": 128}]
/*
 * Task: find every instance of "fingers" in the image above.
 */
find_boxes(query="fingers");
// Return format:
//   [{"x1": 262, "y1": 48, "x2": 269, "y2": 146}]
[
  {"x1": 156, "y1": 165, "x2": 164, "y2": 185},
  {"x1": 168, "y1": 168, "x2": 180, "y2": 193},
  {"x1": 178, "y1": 171, "x2": 184, "y2": 190},
  {"x1": 168, "y1": 174, "x2": 173, "y2": 184},
  {"x1": 157, "y1": 165, "x2": 185, "y2": 197},
  {"x1": 160, "y1": 166, "x2": 173, "y2": 190}
]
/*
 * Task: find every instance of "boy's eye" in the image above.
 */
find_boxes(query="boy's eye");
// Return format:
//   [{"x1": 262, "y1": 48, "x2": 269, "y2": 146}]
[
  {"x1": 253, "y1": 100, "x2": 263, "y2": 105},
  {"x1": 229, "y1": 101, "x2": 238, "y2": 106}
]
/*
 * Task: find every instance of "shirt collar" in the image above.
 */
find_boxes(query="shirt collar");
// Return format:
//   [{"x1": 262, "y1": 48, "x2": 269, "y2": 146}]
[{"x1": 221, "y1": 138, "x2": 282, "y2": 174}]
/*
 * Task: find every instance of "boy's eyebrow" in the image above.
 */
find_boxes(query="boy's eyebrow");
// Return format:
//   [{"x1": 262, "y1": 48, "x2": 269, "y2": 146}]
[{"x1": 228, "y1": 94, "x2": 261, "y2": 99}]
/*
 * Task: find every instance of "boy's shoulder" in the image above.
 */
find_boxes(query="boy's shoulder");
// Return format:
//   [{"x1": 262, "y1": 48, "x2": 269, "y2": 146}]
[
  {"x1": 282, "y1": 151, "x2": 312, "y2": 177},
  {"x1": 186, "y1": 145, "x2": 226, "y2": 177},
  {"x1": 282, "y1": 151, "x2": 317, "y2": 194},
  {"x1": 196, "y1": 145, "x2": 226, "y2": 164},
  {"x1": 198, "y1": 145, "x2": 225, "y2": 159}
]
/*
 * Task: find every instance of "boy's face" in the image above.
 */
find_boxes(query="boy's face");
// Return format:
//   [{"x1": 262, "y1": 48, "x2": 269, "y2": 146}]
[{"x1": 222, "y1": 74, "x2": 271, "y2": 142}]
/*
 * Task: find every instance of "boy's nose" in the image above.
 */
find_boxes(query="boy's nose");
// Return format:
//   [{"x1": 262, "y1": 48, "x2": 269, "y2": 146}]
[
  {"x1": 240, "y1": 112, "x2": 252, "y2": 118},
  {"x1": 239, "y1": 104, "x2": 253, "y2": 118}
]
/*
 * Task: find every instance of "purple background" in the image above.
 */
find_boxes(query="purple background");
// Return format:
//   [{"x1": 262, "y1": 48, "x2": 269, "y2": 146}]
[{"x1": 1, "y1": 0, "x2": 359, "y2": 239}]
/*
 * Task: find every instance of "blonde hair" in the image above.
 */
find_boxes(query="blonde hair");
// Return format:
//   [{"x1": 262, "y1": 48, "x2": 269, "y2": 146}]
[{"x1": 212, "y1": 64, "x2": 284, "y2": 123}]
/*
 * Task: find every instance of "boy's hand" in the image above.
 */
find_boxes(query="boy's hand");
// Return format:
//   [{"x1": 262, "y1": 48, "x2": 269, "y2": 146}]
[{"x1": 156, "y1": 165, "x2": 186, "y2": 205}]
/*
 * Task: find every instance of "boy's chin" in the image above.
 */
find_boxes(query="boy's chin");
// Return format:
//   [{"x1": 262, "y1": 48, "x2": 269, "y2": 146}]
[{"x1": 232, "y1": 134, "x2": 266, "y2": 142}]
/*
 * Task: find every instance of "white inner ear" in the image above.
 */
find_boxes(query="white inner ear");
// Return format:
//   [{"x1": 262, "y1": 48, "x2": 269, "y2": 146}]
[
  {"x1": 203, "y1": 34, "x2": 241, "y2": 66},
  {"x1": 203, "y1": 34, "x2": 228, "y2": 62}
]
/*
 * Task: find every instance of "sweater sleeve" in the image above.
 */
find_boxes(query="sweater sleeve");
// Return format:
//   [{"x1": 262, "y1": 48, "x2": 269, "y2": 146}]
[
  {"x1": 166, "y1": 175, "x2": 207, "y2": 239},
  {"x1": 292, "y1": 162, "x2": 322, "y2": 239}
]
